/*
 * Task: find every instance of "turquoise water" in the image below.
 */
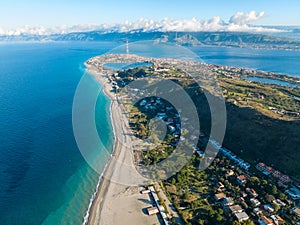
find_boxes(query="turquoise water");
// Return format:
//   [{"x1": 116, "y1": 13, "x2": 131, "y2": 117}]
[
  {"x1": 0, "y1": 42, "x2": 116, "y2": 225},
  {"x1": 1, "y1": 41, "x2": 300, "y2": 225}
]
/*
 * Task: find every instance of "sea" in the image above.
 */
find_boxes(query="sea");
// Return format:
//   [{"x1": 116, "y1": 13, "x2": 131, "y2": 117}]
[{"x1": 0, "y1": 41, "x2": 300, "y2": 225}]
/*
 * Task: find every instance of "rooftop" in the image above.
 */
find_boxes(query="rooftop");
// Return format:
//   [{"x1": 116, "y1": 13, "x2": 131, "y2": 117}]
[
  {"x1": 229, "y1": 205, "x2": 243, "y2": 213},
  {"x1": 235, "y1": 211, "x2": 249, "y2": 222}
]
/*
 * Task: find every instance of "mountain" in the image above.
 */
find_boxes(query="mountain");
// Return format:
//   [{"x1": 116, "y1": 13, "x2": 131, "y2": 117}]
[{"x1": 0, "y1": 31, "x2": 300, "y2": 51}]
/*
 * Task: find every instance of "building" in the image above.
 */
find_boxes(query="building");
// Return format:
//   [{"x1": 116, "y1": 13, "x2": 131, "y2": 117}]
[
  {"x1": 226, "y1": 169, "x2": 235, "y2": 177},
  {"x1": 292, "y1": 207, "x2": 300, "y2": 219},
  {"x1": 147, "y1": 206, "x2": 159, "y2": 216},
  {"x1": 256, "y1": 163, "x2": 291, "y2": 184},
  {"x1": 241, "y1": 191, "x2": 248, "y2": 198},
  {"x1": 250, "y1": 198, "x2": 261, "y2": 207},
  {"x1": 235, "y1": 211, "x2": 250, "y2": 222},
  {"x1": 259, "y1": 216, "x2": 275, "y2": 225},
  {"x1": 280, "y1": 175, "x2": 291, "y2": 184},
  {"x1": 237, "y1": 175, "x2": 247, "y2": 185},
  {"x1": 270, "y1": 215, "x2": 284, "y2": 225},
  {"x1": 248, "y1": 188, "x2": 258, "y2": 198},
  {"x1": 253, "y1": 207, "x2": 263, "y2": 215},
  {"x1": 273, "y1": 199, "x2": 286, "y2": 207},
  {"x1": 229, "y1": 205, "x2": 243, "y2": 214},
  {"x1": 264, "y1": 204, "x2": 275, "y2": 213},
  {"x1": 214, "y1": 193, "x2": 226, "y2": 201},
  {"x1": 222, "y1": 197, "x2": 235, "y2": 207},
  {"x1": 217, "y1": 182, "x2": 225, "y2": 189},
  {"x1": 285, "y1": 187, "x2": 300, "y2": 200}
]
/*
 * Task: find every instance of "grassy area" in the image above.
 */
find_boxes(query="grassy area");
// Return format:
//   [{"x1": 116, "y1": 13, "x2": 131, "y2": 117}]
[
  {"x1": 218, "y1": 76, "x2": 300, "y2": 119},
  {"x1": 117, "y1": 65, "x2": 300, "y2": 177}
]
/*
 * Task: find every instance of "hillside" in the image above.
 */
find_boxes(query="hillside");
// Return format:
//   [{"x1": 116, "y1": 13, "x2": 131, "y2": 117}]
[{"x1": 1, "y1": 31, "x2": 300, "y2": 51}]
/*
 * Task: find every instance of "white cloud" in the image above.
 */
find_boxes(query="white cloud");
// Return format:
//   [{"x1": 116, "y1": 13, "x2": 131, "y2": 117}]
[
  {"x1": 0, "y1": 11, "x2": 284, "y2": 36},
  {"x1": 229, "y1": 11, "x2": 265, "y2": 25}
]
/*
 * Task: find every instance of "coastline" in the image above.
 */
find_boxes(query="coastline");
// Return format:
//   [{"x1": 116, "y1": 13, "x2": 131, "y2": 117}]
[
  {"x1": 83, "y1": 64, "x2": 154, "y2": 225},
  {"x1": 83, "y1": 66, "x2": 120, "y2": 225}
]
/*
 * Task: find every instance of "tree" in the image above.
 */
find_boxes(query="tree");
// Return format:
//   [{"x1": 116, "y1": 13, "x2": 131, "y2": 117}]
[
  {"x1": 279, "y1": 193, "x2": 287, "y2": 201},
  {"x1": 215, "y1": 213, "x2": 223, "y2": 223},
  {"x1": 217, "y1": 208, "x2": 223, "y2": 215},
  {"x1": 197, "y1": 219, "x2": 205, "y2": 225},
  {"x1": 241, "y1": 220, "x2": 254, "y2": 225},
  {"x1": 273, "y1": 203, "x2": 280, "y2": 212},
  {"x1": 271, "y1": 185, "x2": 278, "y2": 195}
]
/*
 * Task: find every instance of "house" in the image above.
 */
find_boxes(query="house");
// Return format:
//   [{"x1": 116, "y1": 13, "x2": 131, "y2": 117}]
[
  {"x1": 226, "y1": 170, "x2": 235, "y2": 177},
  {"x1": 218, "y1": 182, "x2": 225, "y2": 189},
  {"x1": 241, "y1": 191, "x2": 248, "y2": 198},
  {"x1": 259, "y1": 216, "x2": 275, "y2": 225},
  {"x1": 250, "y1": 198, "x2": 261, "y2": 207},
  {"x1": 256, "y1": 163, "x2": 271, "y2": 176},
  {"x1": 273, "y1": 199, "x2": 286, "y2": 207},
  {"x1": 264, "y1": 204, "x2": 275, "y2": 213},
  {"x1": 229, "y1": 205, "x2": 243, "y2": 214},
  {"x1": 147, "y1": 206, "x2": 159, "y2": 216},
  {"x1": 214, "y1": 193, "x2": 226, "y2": 201},
  {"x1": 222, "y1": 197, "x2": 234, "y2": 207},
  {"x1": 249, "y1": 188, "x2": 258, "y2": 197},
  {"x1": 270, "y1": 215, "x2": 284, "y2": 225},
  {"x1": 235, "y1": 212, "x2": 250, "y2": 222},
  {"x1": 292, "y1": 207, "x2": 300, "y2": 219},
  {"x1": 237, "y1": 175, "x2": 247, "y2": 185},
  {"x1": 239, "y1": 197, "x2": 245, "y2": 202},
  {"x1": 253, "y1": 207, "x2": 263, "y2": 215},
  {"x1": 285, "y1": 187, "x2": 300, "y2": 200},
  {"x1": 280, "y1": 175, "x2": 291, "y2": 184},
  {"x1": 256, "y1": 162, "x2": 266, "y2": 171}
]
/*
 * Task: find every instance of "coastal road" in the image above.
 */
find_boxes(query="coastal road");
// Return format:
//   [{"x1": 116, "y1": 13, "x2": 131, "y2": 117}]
[{"x1": 154, "y1": 183, "x2": 185, "y2": 225}]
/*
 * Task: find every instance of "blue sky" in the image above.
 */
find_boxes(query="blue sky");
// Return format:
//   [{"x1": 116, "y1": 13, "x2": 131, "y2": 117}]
[{"x1": 1, "y1": 0, "x2": 299, "y2": 28}]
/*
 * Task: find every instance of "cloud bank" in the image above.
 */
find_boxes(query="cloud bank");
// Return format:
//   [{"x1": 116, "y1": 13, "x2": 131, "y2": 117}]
[
  {"x1": 229, "y1": 11, "x2": 265, "y2": 25},
  {"x1": 0, "y1": 11, "x2": 284, "y2": 36}
]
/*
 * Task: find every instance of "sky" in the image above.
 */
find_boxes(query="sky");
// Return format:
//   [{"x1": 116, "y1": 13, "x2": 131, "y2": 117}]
[{"x1": 1, "y1": 0, "x2": 299, "y2": 29}]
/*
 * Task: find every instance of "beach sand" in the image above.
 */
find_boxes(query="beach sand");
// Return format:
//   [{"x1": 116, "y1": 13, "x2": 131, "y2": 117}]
[{"x1": 86, "y1": 67, "x2": 160, "y2": 225}]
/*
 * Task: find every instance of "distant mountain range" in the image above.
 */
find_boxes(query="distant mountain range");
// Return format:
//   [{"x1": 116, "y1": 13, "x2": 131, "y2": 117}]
[{"x1": 1, "y1": 31, "x2": 300, "y2": 51}]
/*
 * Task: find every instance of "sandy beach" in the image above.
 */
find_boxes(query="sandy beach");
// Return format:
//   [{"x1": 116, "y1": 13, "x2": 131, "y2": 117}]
[{"x1": 85, "y1": 65, "x2": 160, "y2": 225}]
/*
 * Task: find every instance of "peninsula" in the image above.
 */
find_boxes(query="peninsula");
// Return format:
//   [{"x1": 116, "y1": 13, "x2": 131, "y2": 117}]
[{"x1": 85, "y1": 54, "x2": 300, "y2": 225}]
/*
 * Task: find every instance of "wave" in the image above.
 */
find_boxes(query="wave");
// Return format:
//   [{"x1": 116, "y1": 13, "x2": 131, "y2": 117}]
[{"x1": 82, "y1": 86, "x2": 117, "y2": 225}]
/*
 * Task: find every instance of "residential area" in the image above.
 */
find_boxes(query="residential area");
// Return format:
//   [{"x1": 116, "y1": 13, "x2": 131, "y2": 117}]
[{"x1": 87, "y1": 54, "x2": 300, "y2": 225}]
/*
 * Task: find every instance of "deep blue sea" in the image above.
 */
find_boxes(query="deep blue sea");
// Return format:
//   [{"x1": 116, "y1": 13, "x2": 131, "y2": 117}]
[
  {"x1": 0, "y1": 42, "x2": 300, "y2": 225},
  {"x1": 191, "y1": 46, "x2": 300, "y2": 77},
  {"x1": 0, "y1": 42, "x2": 116, "y2": 225}
]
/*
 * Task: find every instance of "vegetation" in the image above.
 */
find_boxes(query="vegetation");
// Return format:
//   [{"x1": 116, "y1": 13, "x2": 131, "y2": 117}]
[
  {"x1": 111, "y1": 63, "x2": 299, "y2": 224},
  {"x1": 117, "y1": 64, "x2": 300, "y2": 177},
  {"x1": 218, "y1": 76, "x2": 300, "y2": 119},
  {"x1": 162, "y1": 154, "x2": 294, "y2": 224}
]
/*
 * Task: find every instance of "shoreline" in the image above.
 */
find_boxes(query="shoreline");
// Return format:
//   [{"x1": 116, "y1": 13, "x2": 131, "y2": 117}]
[
  {"x1": 83, "y1": 66, "x2": 120, "y2": 225},
  {"x1": 83, "y1": 60, "x2": 157, "y2": 225}
]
